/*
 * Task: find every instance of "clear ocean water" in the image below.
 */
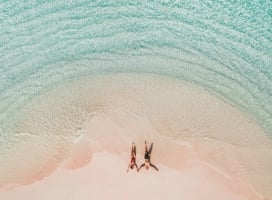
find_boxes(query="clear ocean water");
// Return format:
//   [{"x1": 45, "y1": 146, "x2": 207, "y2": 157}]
[{"x1": 0, "y1": 0, "x2": 272, "y2": 197}]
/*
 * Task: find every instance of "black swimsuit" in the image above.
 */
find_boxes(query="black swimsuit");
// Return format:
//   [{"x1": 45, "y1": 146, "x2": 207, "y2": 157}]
[{"x1": 144, "y1": 152, "x2": 150, "y2": 160}]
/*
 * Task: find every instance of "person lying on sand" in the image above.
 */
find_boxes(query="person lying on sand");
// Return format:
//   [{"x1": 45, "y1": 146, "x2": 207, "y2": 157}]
[
  {"x1": 138, "y1": 140, "x2": 159, "y2": 172},
  {"x1": 127, "y1": 142, "x2": 138, "y2": 172}
]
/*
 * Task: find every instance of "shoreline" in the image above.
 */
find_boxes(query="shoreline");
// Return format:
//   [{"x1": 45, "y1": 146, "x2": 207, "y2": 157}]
[{"x1": 1, "y1": 74, "x2": 271, "y2": 198}]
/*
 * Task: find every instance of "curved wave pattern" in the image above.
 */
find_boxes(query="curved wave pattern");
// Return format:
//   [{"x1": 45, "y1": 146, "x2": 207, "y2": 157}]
[{"x1": 0, "y1": 1, "x2": 271, "y2": 137}]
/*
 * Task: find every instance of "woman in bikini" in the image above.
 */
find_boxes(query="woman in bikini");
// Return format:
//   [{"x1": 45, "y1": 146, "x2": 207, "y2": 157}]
[
  {"x1": 127, "y1": 142, "x2": 139, "y2": 172},
  {"x1": 137, "y1": 140, "x2": 159, "y2": 172}
]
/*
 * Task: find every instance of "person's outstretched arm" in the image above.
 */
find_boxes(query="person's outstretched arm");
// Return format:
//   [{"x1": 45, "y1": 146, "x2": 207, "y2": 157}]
[
  {"x1": 127, "y1": 164, "x2": 131, "y2": 172},
  {"x1": 145, "y1": 140, "x2": 148, "y2": 153},
  {"x1": 132, "y1": 142, "x2": 136, "y2": 155},
  {"x1": 135, "y1": 163, "x2": 139, "y2": 171},
  {"x1": 131, "y1": 144, "x2": 134, "y2": 156},
  {"x1": 137, "y1": 163, "x2": 145, "y2": 172},
  {"x1": 150, "y1": 163, "x2": 159, "y2": 171}
]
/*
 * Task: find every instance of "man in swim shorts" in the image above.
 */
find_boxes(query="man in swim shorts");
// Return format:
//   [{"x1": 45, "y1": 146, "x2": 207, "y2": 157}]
[
  {"x1": 127, "y1": 142, "x2": 138, "y2": 172},
  {"x1": 138, "y1": 140, "x2": 159, "y2": 172}
]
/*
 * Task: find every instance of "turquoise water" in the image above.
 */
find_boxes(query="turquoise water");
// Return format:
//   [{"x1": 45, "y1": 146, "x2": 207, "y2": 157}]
[
  {"x1": 0, "y1": 0, "x2": 272, "y2": 194},
  {"x1": 1, "y1": 0, "x2": 271, "y2": 134}
]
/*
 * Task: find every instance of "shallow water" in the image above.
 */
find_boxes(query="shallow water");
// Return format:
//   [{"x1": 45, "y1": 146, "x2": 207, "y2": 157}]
[{"x1": 0, "y1": 0, "x2": 272, "y2": 199}]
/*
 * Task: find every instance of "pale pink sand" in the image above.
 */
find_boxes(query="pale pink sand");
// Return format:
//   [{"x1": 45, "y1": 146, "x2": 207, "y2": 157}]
[
  {"x1": 0, "y1": 152, "x2": 262, "y2": 200},
  {"x1": 3, "y1": 74, "x2": 271, "y2": 199}
]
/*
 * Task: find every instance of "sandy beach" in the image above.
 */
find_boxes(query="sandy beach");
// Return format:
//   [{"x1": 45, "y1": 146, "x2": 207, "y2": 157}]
[
  {"x1": 0, "y1": 151, "x2": 262, "y2": 200},
  {"x1": 1, "y1": 74, "x2": 271, "y2": 199},
  {"x1": 1, "y1": 0, "x2": 271, "y2": 199}
]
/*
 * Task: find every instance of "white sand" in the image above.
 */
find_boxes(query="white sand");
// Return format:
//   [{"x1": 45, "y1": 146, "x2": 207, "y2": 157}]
[
  {"x1": 1, "y1": 74, "x2": 271, "y2": 199},
  {"x1": 0, "y1": 152, "x2": 262, "y2": 200}
]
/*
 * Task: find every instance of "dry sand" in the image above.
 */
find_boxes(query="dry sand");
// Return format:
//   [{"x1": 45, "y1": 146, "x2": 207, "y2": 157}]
[{"x1": 0, "y1": 152, "x2": 262, "y2": 200}]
